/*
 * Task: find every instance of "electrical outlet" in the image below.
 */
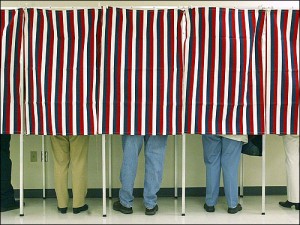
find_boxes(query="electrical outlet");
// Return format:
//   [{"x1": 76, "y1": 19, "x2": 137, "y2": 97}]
[{"x1": 30, "y1": 151, "x2": 37, "y2": 162}]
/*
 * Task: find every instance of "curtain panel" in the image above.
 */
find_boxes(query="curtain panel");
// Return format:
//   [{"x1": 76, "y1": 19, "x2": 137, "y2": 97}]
[
  {"x1": 24, "y1": 8, "x2": 102, "y2": 135},
  {"x1": 184, "y1": 8, "x2": 266, "y2": 135},
  {"x1": 266, "y1": 9, "x2": 299, "y2": 135},
  {"x1": 0, "y1": 9, "x2": 24, "y2": 134},
  {"x1": 98, "y1": 7, "x2": 185, "y2": 135}
]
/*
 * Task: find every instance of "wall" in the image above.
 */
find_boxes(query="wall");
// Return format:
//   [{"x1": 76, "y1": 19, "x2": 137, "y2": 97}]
[{"x1": 2, "y1": 1, "x2": 299, "y2": 193}]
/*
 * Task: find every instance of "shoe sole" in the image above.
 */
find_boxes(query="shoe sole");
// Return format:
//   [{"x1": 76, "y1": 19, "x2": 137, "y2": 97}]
[
  {"x1": 114, "y1": 208, "x2": 133, "y2": 214},
  {"x1": 113, "y1": 206, "x2": 133, "y2": 214},
  {"x1": 204, "y1": 207, "x2": 215, "y2": 212},
  {"x1": 73, "y1": 209, "x2": 88, "y2": 214},
  {"x1": 205, "y1": 209, "x2": 215, "y2": 212},
  {"x1": 57, "y1": 207, "x2": 67, "y2": 214}
]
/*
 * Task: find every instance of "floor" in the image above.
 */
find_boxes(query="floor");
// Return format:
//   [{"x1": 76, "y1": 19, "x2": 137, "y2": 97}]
[{"x1": 1, "y1": 196, "x2": 299, "y2": 224}]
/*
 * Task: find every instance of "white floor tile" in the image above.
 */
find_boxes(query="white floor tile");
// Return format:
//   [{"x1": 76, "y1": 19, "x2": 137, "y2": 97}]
[{"x1": 1, "y1": 195, "x2": 299, "y2": 224}]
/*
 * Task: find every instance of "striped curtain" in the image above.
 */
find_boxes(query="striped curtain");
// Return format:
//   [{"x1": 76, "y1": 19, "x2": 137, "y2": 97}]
[
  {"x1": 98, "y1": 7, "x2": 184, "y2": 135},
  {"x1": 24, "y1": 8, "x2": 102, "y2": 135},
  {"x1": 184, "y1": 8, "x2": 266, "y2": 135},
  {"x1": 266, "y1": 10, "x2": 299, "y2": 135},
  {"x1": 0, "y1": 9, "x2": 24, "y2": 134},
  {"x1": 3, "y1": 7, "x2": 299, "y2": 136}
]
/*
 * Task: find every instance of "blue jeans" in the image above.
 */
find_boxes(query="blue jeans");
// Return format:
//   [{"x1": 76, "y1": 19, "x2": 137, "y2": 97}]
[
  {"x1": 119, "y1": 135, "x2": 168, "y2": 209},
  {"x1": 202, "y1": 135, "x2": 242, "y2": 208}
]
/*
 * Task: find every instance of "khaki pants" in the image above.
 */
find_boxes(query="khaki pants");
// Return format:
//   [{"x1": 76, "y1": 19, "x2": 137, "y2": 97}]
[
  {"x1": 50, "y1": 135, "x2": 89, "y2": 208},
  {"x1": 282, "y1": 135, "x2": 299, "y2": 203}
]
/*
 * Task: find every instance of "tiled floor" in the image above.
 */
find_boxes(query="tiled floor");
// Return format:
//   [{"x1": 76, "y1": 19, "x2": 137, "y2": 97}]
[{"x1": 1, "y1": 195, "x2": 299, "y2": 224}]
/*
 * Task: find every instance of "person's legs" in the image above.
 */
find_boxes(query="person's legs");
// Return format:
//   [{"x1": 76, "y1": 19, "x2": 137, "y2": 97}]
[
  {"x1": 202, "y1": 135, "x2": 222, "y2": 207},
  {"x1": 119, "y1": 135, "x2": 143, "y2": 208},
  {"x1": 143, "y1": 135, "x2": 168, "y2": 209},
  {"x1": 282, "y1": 135, "x2": 299, "y2": 204},
  {"x1": 221, "y1": 137, "x2": 242, "y2": 208},
  {"x1": 0, "y1": 134, "x2": 17, "y2": 210},
  {"x1": 50, "y1": 136, "x2": 70, "y2": 209},
  {"x1": 70, "y1": 135, "x2": 89, "y2": 209}
]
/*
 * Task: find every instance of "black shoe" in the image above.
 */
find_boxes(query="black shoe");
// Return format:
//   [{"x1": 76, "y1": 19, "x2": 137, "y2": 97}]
[
  {"x1": 228, "y1": 203, "x2": 242, "y2": 214},
  {"x1": 279, "y1": 200, "x2": 299, "y2": 210},
  {"x1": 1, "y1": 200, "x2": 21, "y2": 212},
  {"x1": 113, "y1": 200, "x2": 133, "y2": 214},
  {"x1": 145, "y1": 205, "x2": 158, "y2": 216},
  {"x1": 204, "y1": 203, "x2": 215, "y2": 212},
  {"x1": 73, "y1": 204, "x2": 88, "y2": 214},
  {"x1": 57, "y1": 207, "x2": 67, "y2": 214}
]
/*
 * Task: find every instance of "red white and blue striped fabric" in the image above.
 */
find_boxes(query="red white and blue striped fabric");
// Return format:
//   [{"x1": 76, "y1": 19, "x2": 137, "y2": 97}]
[
  {"x1": 98, "y1": 7, "x2": 184, "y2": 135},
  {"x1": 266, "y1": 10, "x2": 299, "y2": 135},
  {"x1": 24, "y1": 8, "x2": 102, "y2": 135},
  {"x1": 0, "y1": 9, "x2": 24, "y2": 134},
  {"x1": 184, "y1": 8, "x2": 266, "y2": 135}
]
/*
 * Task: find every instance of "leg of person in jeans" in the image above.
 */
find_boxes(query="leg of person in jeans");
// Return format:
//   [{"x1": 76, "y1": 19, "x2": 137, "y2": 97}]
[
  {"x1": 1, "y1": 134, "x2": 19, "y2": 212},
  {"x1": 143, "y1": 135, "x2": 168, "y2": 213},
  {"x1": 119, "y1": 135, "x2": 144, "y2": 209},
  {"x1": 202, "y1": 135, "x2": 222, "y2": 209},
  {"x1": 221, "y1": 138, "x2": 242, "y2": 209}
]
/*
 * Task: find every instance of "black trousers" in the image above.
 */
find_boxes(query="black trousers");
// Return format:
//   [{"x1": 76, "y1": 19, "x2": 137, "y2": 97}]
[{"x1": 0, "y1": 134, "x2": 15, "y2": 206}]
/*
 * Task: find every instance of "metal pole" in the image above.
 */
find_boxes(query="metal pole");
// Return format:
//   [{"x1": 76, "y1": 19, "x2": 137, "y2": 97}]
[
  {"x1": 19, "y1": 19, "x2": 24, "y2": 215},
  {"x1": 261, "y1": 7, "x2": 267, "y2": 216},
  {"x1": 239, "y1": 154, "x2": 244, "y2": 197},
  {"x1": 109, "y1": 135, "x2": 112, "y2": 199},
  {"x1": 181, "y1": 134, "x2": 186, "y2": 216},
  {"x1": 262, "y1": 135, "x2": 266, "y2": 215},
  {"x1": 174, "y1": 136, "x2": 178, "y2": 198},
  {"x1": 102, "y1": 135, "x2": 107, "y2": 217},
  {"x1": 42, "y1": 135, "x2": 46, "y2": 199},
  {"x1": 20, "y1": 133, "x2": 24, "y2": 216}
]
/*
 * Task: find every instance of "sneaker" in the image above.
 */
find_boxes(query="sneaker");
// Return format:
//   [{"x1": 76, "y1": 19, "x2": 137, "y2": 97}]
[
  {"x1": 113, "y1": 200, "x2": 133, "y2": 214},
  {"x1": 204, "y1": 203, "x2": 215, "y2": 212},
  {"x1": 1, "y1": 200, "x2": 21, "y2": 212},
  {"x1": 228, "y1": 203, "x2": 242, "y2": 214},
  {"x1": 279, "y1": 200, "x2": 299, "y2": 210},
  {"x1": 73, "y1": 204, "x2": 88, "y2": 214},
  {"x1": 145, "y1": 205, "x2": 158, "y2": 216},
  {"x1": 57, "y1": 207, "x2": 67, "y2": 214}
]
